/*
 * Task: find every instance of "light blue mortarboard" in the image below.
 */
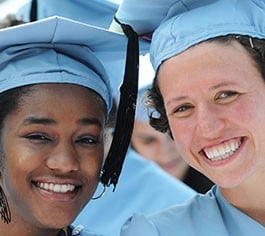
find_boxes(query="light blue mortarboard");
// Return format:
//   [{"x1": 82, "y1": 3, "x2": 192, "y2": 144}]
[
  {"x1": 0, "y1": 16, "x2": 128, "y2": 112},
  {"x1": 16, "y1": 0, "x2": 123, "y2": 97},
  {"x1": 112, "y1": 0, "x2": 265, "y2": 71},
  {"x1": 17, "y1": 0, "x2": 118, "y2": 28}
]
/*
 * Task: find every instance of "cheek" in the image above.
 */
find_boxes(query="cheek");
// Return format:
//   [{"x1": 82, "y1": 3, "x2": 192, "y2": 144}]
[
  {"x1": 168, "y1": 119, "x2": 193, "y2": 158},
  {"x1": 82, "y1": 149, "x2": 104, "y2": 177},
  {"x1": 3, "y1": 149, "x2": 31, "y2": 187},
  {"x1": 2, "y1": 144, "x2": 25, "y2": 177},
  {"x1": 6, "y1": 143, "x2": 40, "y2": 174},
  {"x1": 132, "y1": 140, "x2": 150, "y2": 157},
  {"x1": 140, "y1": 145, "x2": 157, "y2": 160},
  {"x1": 1, "y1": 157, "x2": 29, "y2": 210},
  {"x1": 78, "y1": 154, "x2": 103, "y2": 197},
  {"x1": 0, "y1": 155, "x2": 4, "y2": 173}
]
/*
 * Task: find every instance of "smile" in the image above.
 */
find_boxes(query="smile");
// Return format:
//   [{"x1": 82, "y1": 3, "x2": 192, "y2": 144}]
[
  {"x1": 35, "y1": 182, "x2": 76, "y2": 193},
  {"x1": 202, "y1": 138, "x2": 242, "y2": 161}
]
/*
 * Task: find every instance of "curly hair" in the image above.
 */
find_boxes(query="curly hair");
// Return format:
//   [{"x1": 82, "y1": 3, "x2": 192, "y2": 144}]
[{"x1": 146, "y1": 35, "x2": 265, "y2": 134}]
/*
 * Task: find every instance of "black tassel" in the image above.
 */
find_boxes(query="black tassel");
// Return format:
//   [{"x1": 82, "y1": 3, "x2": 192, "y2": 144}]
[
  {"x1": 100, "y1": 18, "x2": 139, "y2": 190},
  {"x1": 30, "y1": 0, "x2": 38, "y2": 22}
]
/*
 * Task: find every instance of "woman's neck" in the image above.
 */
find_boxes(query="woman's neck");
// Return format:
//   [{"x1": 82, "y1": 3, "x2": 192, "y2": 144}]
[
  {"x1": 0, "y1": 219, "x2": 62, "y2": 236},
  {"x1": 221, "y1": 171, "x2": 265, "y2": 226}
]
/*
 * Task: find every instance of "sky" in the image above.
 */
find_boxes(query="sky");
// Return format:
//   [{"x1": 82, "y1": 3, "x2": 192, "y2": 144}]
[{"x1": 0, "y1": 0, "x2": 30, "y2": 19}]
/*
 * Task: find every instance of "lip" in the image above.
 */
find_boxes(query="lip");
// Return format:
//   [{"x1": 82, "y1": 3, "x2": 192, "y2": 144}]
[
  {"x1": 32, "y1": 179, "x2": 82, "y2": 202},
  {"x1": 199, "y1": 136, "x2": 247, "y2": 167}
]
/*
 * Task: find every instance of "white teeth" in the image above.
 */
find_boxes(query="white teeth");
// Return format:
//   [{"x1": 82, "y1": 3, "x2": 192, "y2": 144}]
[
  {"x1": 203, "y1": 139, "x2": 241, "y2": 161},
  {"x1": 37, "y1": 182, "x2": 75, "y2": 193}
]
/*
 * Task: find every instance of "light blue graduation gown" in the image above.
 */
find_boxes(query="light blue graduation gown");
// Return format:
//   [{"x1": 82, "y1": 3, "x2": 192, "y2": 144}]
[
  {"x1": 121, "y1": 185, "x2": 265, "y2": 236},
  {"x1": 58, "y1": 225, "x2": 102, "y2": 236},
  {"x1": 73, "y1": 148, "x2": 196, "y2": 236}
]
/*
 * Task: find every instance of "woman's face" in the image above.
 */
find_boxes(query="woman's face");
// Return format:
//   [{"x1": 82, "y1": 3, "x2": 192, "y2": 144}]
[
  {"x1": 158, "y1": 41, "x2": 265, "y2": 189},
  {"x1": 131, "y1": 119, "x2": 189, "y2": 180},
  {"x1": 0, "y1": 84, "x2": 105, "y2": 230}
]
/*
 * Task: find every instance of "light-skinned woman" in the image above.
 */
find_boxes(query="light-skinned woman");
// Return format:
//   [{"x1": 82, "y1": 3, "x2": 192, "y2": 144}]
[{"x1": 111, "y1": 0, "x2": 265, "y2": 235}]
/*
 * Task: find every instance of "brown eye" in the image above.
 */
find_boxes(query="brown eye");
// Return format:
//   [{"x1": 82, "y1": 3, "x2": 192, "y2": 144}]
[
  {"x1": 172, "y1": 103, "x2": 194, "y2": 118},
  {"x1": 75, "y1": 136, "x2": 100, "y2": 146},
  {"x1": 174, "y1": 104, "x2": 193, "y2": 113},
  {"x1": 24, "y1": 133, "x2": 52, "y2": 143},
  {"x1": 215, "y1": 91, "x2": 239, "y2": 104}
]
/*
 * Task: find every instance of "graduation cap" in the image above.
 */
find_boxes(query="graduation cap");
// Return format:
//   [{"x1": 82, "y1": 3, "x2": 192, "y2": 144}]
[
  {"x1": 18, "y1": 0, "x2": 121, "y2": 94},
  {"x1": 20, "y1": 0, "x2": 118, "y2": 28},
  {"x1": 0, "y1": 16, "x2": 122, "y2": 111},
  {"x1": 112, "y1": 0, "x2": 265, "y2": 71},
  {"x1": 0, "y1": 15, "x2": 149, "y2": 190},
  {"x1": 17, "y1": 0, "x2": 119, "y2": 28}
]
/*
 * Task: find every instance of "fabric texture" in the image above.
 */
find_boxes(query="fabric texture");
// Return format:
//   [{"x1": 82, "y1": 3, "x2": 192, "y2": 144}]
[
  {"x1": 113, "y1": 0, "x2": 265, "y2": 70},
  {"x1": 120, "y1": 185, "x2": 265, "y2": 236},
  {"x1": 73, "y1": 148, "x2": 196, "y2": 236},
  {"x1": 0, "y1": 16, "x2": 130, "y2": 111}
]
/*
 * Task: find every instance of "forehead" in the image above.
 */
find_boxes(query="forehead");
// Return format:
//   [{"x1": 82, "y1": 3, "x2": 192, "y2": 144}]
[
  {"x1": 158, "y1": 39, "x2": 254, "y2": 77},
  {"x1": 12, "y1": 83, "x2": 107, "y2": 117},
  {"x1": 157, "y1": 40, "x2": 264, "y2": 99}
]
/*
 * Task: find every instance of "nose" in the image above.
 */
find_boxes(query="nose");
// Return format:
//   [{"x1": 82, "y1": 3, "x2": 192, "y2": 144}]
[
  {"x1": 195, "y1": 104, "x2": 225, "y2": 139},
  {"x1": 46, "y1": 141, "x2": 79, "y2": 173}
]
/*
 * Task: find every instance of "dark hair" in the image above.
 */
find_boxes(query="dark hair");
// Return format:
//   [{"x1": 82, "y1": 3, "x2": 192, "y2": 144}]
[
  {"x1": 147, "y1": 35, "x2": 265, "y2": 133},
  {"x1": 0, "y1": 86, "x2": 34, "y2": 132},
  {"x1": 0, "y1": 14, "x2": 26, "y2": 29},
  {"x1": 0, "y1": 86, "x2": 33, "y2": 171},
  {"x1": 0, "y1": 84, "x2": 107, "y2": 133}
]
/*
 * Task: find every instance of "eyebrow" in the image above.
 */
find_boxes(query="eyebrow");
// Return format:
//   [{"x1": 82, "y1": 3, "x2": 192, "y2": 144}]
[
  {"x1": 77, "y1": 118, "x2": 103, "y2": 128},
  {"x1": 165, "y1": 96, "x2": 189, "y2": 107},
  {"x1": 165, "y1": 82, "x2": 236, "y2": 106},
  {"x1": 23, "y1": 117, "x2": 56, "y2": 126},
  {"x1": 22, "y1": 117, "x2": 103, "y2": 128},
  {"x1": 211, "y1": 82, "x2": 235, "y2": 90}
]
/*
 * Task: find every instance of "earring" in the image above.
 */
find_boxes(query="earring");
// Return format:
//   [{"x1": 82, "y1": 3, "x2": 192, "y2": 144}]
[
  {"x1": 0, "y1": 185, "x2": 11, "y2": 224},
  {"x1": 91, "y1": 185, "x2": 106, "y2": 200}
]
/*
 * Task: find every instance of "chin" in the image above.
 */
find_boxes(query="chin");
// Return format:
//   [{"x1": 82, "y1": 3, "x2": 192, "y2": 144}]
[{"x1": 211, "y1": 175, "x2": 245, "y2": 189}]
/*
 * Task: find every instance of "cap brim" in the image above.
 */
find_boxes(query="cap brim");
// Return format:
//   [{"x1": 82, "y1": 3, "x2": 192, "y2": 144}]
[{"x1": 0, "y1": 16, "x2": 149, "y2": 95}]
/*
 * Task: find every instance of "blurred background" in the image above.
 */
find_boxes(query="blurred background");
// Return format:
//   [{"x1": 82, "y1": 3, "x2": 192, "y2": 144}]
[{"x1": 0, "y1": 0, "x2": 122, "y2": 20}]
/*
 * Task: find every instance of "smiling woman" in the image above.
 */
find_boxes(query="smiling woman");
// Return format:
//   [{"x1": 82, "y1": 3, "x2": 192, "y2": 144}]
[
  {"x1": 0, "y1": 12, "x2": 130, "y2": 236},
  {"x1": 1, "y1": 83, "x2": 106, "y2": 228},
  {"x1": 112, "y1": 0, "x2": 265, "y2": 235}
]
